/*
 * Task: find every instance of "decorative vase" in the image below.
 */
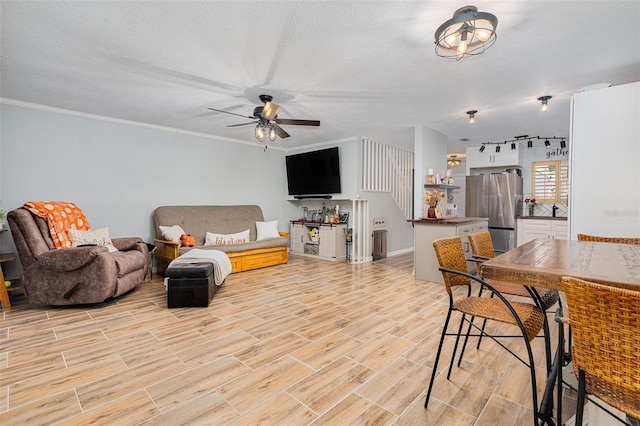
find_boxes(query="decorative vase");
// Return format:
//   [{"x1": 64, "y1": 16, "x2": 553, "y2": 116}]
[
  {"x1": 427, "y1": 207, "x2": 437, "y2": 218},
  {"x1": 528, "y1": 204, "x2": 535, "y2": 216}
]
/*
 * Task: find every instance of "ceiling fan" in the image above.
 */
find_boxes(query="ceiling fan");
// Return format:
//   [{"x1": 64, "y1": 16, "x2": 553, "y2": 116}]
[{"x1": 207, "y1": 94, "x2": 320, "y2": 142}]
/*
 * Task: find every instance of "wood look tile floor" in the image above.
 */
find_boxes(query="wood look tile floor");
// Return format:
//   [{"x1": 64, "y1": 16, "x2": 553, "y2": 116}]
[{"x1": 1, "y1": 253, "x2": 566, "y2": 425}]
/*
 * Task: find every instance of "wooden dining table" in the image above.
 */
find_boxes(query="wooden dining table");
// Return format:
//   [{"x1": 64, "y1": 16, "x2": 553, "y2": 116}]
[
  {"x1": 480, "y1": 238, "x2": 640, "y2": 425},
  {"x1": 481, "y1": 238, "x2": 640, "y2": 291}
]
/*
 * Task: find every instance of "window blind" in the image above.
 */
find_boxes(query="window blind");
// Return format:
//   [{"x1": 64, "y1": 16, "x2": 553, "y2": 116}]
[{"x1": 532, "y1": 160, "x2": 568, "y2": 202}]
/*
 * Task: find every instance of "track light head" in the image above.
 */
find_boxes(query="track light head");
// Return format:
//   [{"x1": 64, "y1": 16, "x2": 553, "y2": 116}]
[
  {"x1": 527, "y1": 140, "x2": 533, "y2": 148},
  {"x1": 511, "y1": 142, "x2": 516, "y2": 150},
  {"x1": 544, "y1": 139, "x2": 551, "y2": 149},
  {"x1": 560, "y1": 140, "x2": 566, "y2": 149},
  {"x1": 479, "y1": 145, "x2": 485, "y2": 152},
  {"x1": 495, "y1": 145, "x2": 501, "y2": 153}
]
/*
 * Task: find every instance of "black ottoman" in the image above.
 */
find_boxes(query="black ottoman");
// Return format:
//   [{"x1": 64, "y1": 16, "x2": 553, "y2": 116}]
[{"x1": 166, "y1": 262, "x2": 217, "y2": 308}]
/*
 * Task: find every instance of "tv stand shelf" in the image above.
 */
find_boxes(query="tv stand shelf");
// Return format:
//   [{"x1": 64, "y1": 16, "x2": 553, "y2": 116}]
[{"x1": 290, "y1": 222, "x2": 346, "y2": 260}]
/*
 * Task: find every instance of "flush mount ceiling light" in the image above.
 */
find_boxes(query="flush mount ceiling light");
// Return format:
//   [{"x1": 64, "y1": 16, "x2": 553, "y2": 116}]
[
  {"x1": 538, "y1": 95, "x2": 552, "y2": 112},
  {"x1": 435, "y1": 5, "x2": 498, "y2": 60},
  {"x1": 447, "y1": 154, "x2": 464, "y2": 166},
  {"x1": 467, "y1": 110, "x2": 477, "y2": 124}
]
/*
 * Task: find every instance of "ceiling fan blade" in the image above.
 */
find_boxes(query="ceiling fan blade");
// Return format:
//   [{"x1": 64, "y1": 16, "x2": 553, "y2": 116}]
[
  {"x1": 261, "y1": 102, "x2": 280, "y2": 120},
  {"x1": 207, "y1": 107, "x2": 255, "y2": 119},
  {"x1": 276, "y1": 118, "x2": 320, "y2": 127},
  {"x1": 226, "y1": 121, "x2": 258, "y2": 128},
  {"x1": 274, "y1": 123, "x2": 290, "y2": 138}
]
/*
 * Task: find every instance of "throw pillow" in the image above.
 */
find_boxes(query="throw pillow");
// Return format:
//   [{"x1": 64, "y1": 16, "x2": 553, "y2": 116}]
[
  {"x1": 159, "y1": 225, "x2": 186, "y2": 243},
  {"x1": 180, "y1": 234, "x2": 196, "y2": 247},
  {"x1": 68, "y1": 227, "x2": 118, "y2": 252},
  {"x1": 256, "y1": 220, "x2": 279, "y2": 241},
  {"x1": 205, "y1": 229, "x2": 250, "y2": 246}
]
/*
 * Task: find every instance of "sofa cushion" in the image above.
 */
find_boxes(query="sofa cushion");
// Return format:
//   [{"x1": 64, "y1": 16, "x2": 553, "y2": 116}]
[
  {"x1": 112, "y1": 250, "x2": 147, "y2": 277},
  {"x1": 256, "y1": 220, "x2": 279, "y2": 241},
  {"x1": 159, "y1": 225, "x2": 186, "y2": 243},
  {"x1": 154, "y1": 205, "x2": 265, "y2": 245},
  {"x1": 205, "y1": 229, "x2": 250, "y2": 246},
  {"x1": 180, "y1": 236, "x2": 288, "y2": 255},
  {"x1": 69, "y1": 227, "x2": 118, "y2": 252}
]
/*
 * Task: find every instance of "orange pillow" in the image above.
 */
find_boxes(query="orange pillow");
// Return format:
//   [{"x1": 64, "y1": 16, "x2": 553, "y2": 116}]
[{"x1": 180, "y1": 234, "x2": 196, "y2": 247}]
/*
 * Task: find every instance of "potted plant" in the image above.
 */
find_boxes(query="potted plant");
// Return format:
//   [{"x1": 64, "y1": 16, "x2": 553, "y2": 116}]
[
  {"x1": 344, "y1": 227, "x2": 353, "y2": 242},
  {"x1": 0, "y1": 209, "x2": 6, "y2": 229}
]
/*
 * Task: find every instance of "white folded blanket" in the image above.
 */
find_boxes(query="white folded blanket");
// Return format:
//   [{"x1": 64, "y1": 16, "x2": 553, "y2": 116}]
[{"x1": 166, "y1": 249, "x2": 232, "y2": 286}]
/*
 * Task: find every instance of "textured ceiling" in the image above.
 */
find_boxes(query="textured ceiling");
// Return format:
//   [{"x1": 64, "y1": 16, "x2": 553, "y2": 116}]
[{"x1": 1, "y1": 1, "x2": 639, "y2": 153}]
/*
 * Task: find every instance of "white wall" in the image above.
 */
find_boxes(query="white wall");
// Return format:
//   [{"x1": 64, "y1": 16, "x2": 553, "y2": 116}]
[
  {"x1": 413, "y1": 125, "x2": 447, "y2": 218},
  {"x1": 0, "y1": 103, "x2": 300, "y2": 274}
]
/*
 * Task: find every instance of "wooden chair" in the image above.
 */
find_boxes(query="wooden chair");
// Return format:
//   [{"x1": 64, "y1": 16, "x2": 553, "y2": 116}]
[
  {"x1": 467, "y1": 231, "x2": 559, "y2": 368},
  {"x1": 577, "y1": 233, "x2": 640, "y2": 245},
  {"x1": 425, "y1": 237, "x2": 545, "y2": 426},
  {"x1": 560, "y1": 277, "x2": 640, "y2": 425}
]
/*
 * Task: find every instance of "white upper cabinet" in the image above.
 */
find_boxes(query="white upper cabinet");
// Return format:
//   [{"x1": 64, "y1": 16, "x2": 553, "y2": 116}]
[{"x1": 466, "y1": 143, "x2": 523, "y2": 175}]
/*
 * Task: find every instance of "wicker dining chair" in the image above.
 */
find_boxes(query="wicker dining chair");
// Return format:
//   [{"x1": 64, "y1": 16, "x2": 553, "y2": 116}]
[
  {"x1": 467, "y1": 231, "x2": 559, "y2": 367},
  {"x1": 577, "y1": 233, "x2": 640, "y2": 245},
  {"x1": 560, "y1": 277, "x2": 640, "y2": 425},
  {"x1": 425, "y1": 237, "x2": 545, "y2": 426}
]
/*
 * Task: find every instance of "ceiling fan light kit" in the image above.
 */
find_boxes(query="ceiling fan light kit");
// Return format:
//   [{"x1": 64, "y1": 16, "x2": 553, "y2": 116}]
[
  {"x1": 208, "y1": 94, "x2": 320, "y2": 146},
  {"x1": 435, "y1": 5, "x2": 498, "y2": 60}
]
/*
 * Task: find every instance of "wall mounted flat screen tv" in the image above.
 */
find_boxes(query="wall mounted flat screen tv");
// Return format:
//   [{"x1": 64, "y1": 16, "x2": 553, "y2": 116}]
[{"x1": 286, "y1": 147, "x2": 341, "y2": 197}]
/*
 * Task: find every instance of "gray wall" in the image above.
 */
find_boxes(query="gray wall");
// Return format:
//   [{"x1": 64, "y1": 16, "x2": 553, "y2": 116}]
[
  {"x1": 0, "y1": 104, "x2": 300, "y2": 273},
  {"x1": 0, "y1": 104, "x2": 417, "y2": 277}
]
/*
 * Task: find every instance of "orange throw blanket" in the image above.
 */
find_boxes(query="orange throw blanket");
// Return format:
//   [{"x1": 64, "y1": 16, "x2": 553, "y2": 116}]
[{"x1": 24, "y1": 201, "x2": 91, "y2": 248}]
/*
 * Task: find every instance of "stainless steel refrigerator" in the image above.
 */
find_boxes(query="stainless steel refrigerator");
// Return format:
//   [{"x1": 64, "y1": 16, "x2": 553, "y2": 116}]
[{"x1": 466, "y1": 173, "x2": 523, "y2": 252}]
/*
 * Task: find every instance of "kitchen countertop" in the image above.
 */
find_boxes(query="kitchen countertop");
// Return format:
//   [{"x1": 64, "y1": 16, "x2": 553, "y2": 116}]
[
  {"x1": 407, "y1": 217, "x2": 488, "y2": 225},
  {"x1": 516, "y1": 216, "x2": 567, "y2": 221}
]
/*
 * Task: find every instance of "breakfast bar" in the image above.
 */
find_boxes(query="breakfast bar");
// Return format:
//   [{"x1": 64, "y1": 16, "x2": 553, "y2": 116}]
[{"x1": 408, "y1": 217, "x2": 488, "y2": 283}]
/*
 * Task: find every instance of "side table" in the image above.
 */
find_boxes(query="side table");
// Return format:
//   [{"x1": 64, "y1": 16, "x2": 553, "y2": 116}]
[{"x1": 0, "y1": 252, "x2": 20, "y2": 309}]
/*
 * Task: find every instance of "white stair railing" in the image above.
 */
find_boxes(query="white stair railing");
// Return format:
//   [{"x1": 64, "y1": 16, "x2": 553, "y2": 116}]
[{"x1": 361, "y1": 139, "x2": 414, "y2": 219}]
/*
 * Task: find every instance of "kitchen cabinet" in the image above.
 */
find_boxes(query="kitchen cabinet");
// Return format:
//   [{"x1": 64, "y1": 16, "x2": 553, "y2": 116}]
[
  {"x1": 411, "y1": 218, "x2": 488, "y2": 283},
  {"x1": 290, "y1": 222, "x2": 346, "y2": 260},
  {"x1": 517, "y1": 219, "x2": 568, "y2": 246},
  {"x1": 466, "y1": 143, "x2": 523, "y2": 174}
]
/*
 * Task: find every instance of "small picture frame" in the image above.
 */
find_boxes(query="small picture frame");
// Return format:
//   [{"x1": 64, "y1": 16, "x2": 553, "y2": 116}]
[
  {"x1": 308, "y1": 210, "x2": 318, "y2": 222},
  {"x1": 339, "y1": 212, "x2": 349, "y2": 223}
]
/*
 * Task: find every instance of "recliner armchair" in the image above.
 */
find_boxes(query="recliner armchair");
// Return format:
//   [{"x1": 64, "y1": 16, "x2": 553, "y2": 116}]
[{"x1": 7, "y1": 208, "x2": 148, "y2": 305}]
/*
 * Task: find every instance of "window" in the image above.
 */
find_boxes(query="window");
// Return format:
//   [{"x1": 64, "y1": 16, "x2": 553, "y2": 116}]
[{"x1": 532, "y1": 160, "x2": 568, "y2": 203}]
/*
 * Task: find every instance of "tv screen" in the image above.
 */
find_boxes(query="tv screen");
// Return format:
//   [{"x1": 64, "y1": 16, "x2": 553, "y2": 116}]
[{"x1": 286, "y1": 147, "x2": 341, "y2": 196}]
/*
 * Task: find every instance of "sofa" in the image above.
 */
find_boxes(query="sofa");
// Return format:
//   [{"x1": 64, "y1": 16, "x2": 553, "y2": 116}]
[
  {"x1": 7, "y1": 208, "x2": 149, "y2": 306},
  {"x1": 153, "y1": 205, "x2": 288, "y2": 275}
]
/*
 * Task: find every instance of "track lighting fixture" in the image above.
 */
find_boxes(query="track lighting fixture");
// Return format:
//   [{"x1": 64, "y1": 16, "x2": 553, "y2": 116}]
[
  {"x1": 544, "y1": 139, "x2": 551, "y2": 149},
  {"x1": 560, "y1": 139, "x2": 566, "y2": 149},
  {"x1": 479, "y1": 145, "x2": 485, "y2": 152},
  {"x1": 495, "y1": 145, "x2": 501, "y2": 153},
  {"x1": 467, "y1": 110, "x2": 477, "y2": 124},
  {"x1": 435, "y1": 5, "x2": 498, "y2": 60},
  {"x1": 538, "y1": 95, "x2": 552, "y2": 112},
  {"x1": 511, "y1": 142, "x2": 517, "y2": 150}
]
